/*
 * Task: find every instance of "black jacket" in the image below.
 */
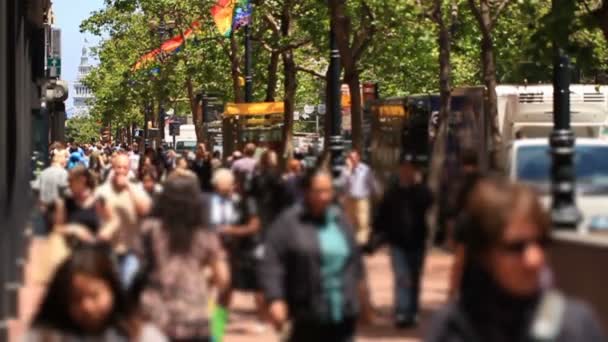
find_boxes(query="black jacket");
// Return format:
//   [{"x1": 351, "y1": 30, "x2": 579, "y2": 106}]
[
  {"x1": 249, "y1": 170, "x2": 294, "y2": 229},
  {"x1": 427, "y1": 296, "x2": 606, "y2": 342},
  {"x1": 428, "y1": 265, "x2": 606, "y2": 342},
  {"x1": 371, "y1": 181, "x2": 432, "y2": 250},
  {"x1": 190, "y1": 159, "x2": 213, "y2": 192},
  {"x1": 259, "y1": 204, "x2": 364, "y2": 323}
]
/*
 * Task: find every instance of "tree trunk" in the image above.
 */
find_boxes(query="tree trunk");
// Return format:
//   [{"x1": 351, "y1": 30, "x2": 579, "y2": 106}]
[
  {"x1": 230, "y1": 33, "x2": 245, "y2": 103},
  {"x1": 481, "y1": 31, "x2": 500, "y2": 169},
  {"x1": 127, "y1": 122, "x2": 133, "y2": 145},
  {"x1": 280, "y1": 0, "x2": 296, "y2": 165},
  {"x1": 282, "y1": 50, "x2": 296, "y2": 163},
  {"x1": 186, "y1": 76, "x2": 204, "y2": 143},
  {"x1": 265, "y1": 50, "x2": 280, "y2": 102},
  {"x1": 437, "y1": 0, "x2": 452, "y2": 124},
  {"x1": 470, "y1": 0, "x2": 501, "y2": 170},
  {"x1": 329, "y1": 0, "x2": 371, "y2": 155}
]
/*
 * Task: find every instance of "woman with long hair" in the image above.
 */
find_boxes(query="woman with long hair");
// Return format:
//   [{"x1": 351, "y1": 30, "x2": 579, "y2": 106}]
[
  {"x1": 140, "y1": 172, "x2": 229, "y2": 341},
  {"x1": 428, "y1": 177, "x2": 605, "y2": 342},
  {"x1": 26, "y1": 245, "x2": 166, "y2": 341}
]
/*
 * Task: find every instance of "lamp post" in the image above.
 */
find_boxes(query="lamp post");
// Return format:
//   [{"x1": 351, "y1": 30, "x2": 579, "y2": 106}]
[
  {"x1": 156, "y1": 18, "x2": 174, "y2": 145},
  {"x1": 328, "y1": 24, "x2": 343, "y2": 179},
  {"x1": 244, "y1": 24, "x2": 253, "y2": 103},
  {"x1": 550, "y1": 0, "x2": 581, "y2": 229}
]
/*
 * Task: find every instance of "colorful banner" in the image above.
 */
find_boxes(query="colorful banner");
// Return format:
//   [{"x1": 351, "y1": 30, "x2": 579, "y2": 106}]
[
  {"x1": 211, "y1": 0, "x2": 236, "y2": 37},
  {"x1": 133, "y1": 21, "x2": 200, "y2": 71},
  {"x1": 232, "y1": 0, "x2": 252, "y2": 31}
]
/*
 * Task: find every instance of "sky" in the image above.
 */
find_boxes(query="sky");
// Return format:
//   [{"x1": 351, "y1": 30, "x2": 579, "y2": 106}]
[{"x1": 52, "y1": 0, "x2": 104, "y2": 112}]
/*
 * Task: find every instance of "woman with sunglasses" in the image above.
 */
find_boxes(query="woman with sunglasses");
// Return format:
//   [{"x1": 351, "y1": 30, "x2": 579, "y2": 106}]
[{"x1": 428, "y1": 177, "x2": 605, "y2": 342}]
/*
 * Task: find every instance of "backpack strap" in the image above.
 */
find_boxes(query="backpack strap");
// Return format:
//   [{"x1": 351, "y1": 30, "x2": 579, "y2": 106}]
[{"x1": 530, "y1": 290, "x2": 566, "y2": 342}]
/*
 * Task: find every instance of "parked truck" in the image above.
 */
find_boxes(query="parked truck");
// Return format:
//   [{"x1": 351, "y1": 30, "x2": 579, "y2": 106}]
[{"x1": 497, "y1": 84, "x2": 608, "y2": 232}]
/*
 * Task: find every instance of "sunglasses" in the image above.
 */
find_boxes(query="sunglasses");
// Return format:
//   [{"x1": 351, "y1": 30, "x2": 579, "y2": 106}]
[{"x1": 497, "y1": 236, "x2": 552, "y2": 254}]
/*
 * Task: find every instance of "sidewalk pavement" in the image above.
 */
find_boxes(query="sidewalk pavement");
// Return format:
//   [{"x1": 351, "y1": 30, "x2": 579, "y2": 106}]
[
  {"x1": 10, "y1": 238, "x2": 452, "y2": 342},
  {"x1": 225, "y1": 249, "x2": 452, "y2": 342}
]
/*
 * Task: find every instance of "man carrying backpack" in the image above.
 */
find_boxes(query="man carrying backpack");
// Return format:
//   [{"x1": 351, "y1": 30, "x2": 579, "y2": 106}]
[{"x1": 366, "y1": 153, "x2": 432, "y2": 329}]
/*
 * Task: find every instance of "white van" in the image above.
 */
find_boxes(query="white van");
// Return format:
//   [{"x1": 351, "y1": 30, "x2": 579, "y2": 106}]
[
  {"x1": 509, "y1": 138, "x2": 608, "y2": 232},
  {"x1": 164, "y1": 124, "x2": 197, "y2": 147}
]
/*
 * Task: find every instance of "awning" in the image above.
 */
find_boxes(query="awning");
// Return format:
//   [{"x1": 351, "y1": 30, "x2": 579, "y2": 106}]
[{"x1": 224, "y1": 102, "x2": 285, "y2": 116}]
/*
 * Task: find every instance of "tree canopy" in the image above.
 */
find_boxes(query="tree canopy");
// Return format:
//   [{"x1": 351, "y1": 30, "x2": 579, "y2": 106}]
[{"x1": 80, "y1": 0, "x2": 608, "y2": 143}]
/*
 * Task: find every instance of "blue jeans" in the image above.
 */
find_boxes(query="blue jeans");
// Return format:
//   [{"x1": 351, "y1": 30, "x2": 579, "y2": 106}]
[{"x1": 390, "y1": 246, "x2": 425, "y2": 319}]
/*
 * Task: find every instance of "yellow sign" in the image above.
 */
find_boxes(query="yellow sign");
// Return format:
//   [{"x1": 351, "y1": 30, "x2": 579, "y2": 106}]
[
  {"x1": 224, "y1": 102, "x2": 285, "y2": 116},
  {"x1": 243, "y1": 118, "x2": 283, "y2": 126},
  {"x1": 376, "y1": 104, "x2": 407, "y2": 117}
]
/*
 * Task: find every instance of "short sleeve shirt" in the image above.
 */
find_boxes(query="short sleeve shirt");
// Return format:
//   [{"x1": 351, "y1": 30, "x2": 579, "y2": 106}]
[
  {"x1": 35, "y1": 165, "x2": 68, "y2": 205},
  {"x1": 95, "y1": 182, "x2": 150, "y2": 251}
]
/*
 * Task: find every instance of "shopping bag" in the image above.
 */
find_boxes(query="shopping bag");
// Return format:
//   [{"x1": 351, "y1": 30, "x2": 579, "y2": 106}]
[{"x1": 210, "y1": 304, "x2": 229, "y2": 342}]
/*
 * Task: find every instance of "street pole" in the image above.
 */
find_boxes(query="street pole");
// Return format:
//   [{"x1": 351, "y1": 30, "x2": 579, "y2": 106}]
[
  {"x1": 550, "y1": 0, "x2": 581, "y2": 229},
  {"x1": 144, "y1": 101, "x2": 150, "y2": 151},
  {"x1": 328, "y1": 24, "x2": 343, "y2": 179},
  {"x1": 201, "y1": 92, "x2": 209, "y2": 145},
  {"x1": 244, "y1": 25, "x2": 253, "y2": 103}
]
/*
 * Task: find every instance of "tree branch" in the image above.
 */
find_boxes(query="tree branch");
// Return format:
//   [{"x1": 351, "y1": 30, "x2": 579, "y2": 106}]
[
  {"x1": 352, "y1": 1, "x2": 375, "y2": 61},
  {"x1": 277, "y1": 38, "x2": 312, "y2": 53},
  {"x1": 263, "y1": 12, "x2": 281, "y2": 36},
  {"x1": 467, "y1": 0, "x2": 483, "y2": 25},
  {"x1": 491, "y1": 0, "x2": 512, "y2": 27},
  {"x1": 258, "y1": 40, "x2": 276, "y2": 53},
  {"x1": 296, "y1": 65, "x2": 327, "y2": 80},
  {"x1": 579, "y1": 0, "x2": 594, "y2": 13},
  {"x1": 416, "y1": 0, "x2": 435, "y2": 21},
  {"x1": 467, "y1": 0, "x2": 492, "y2": 41}
]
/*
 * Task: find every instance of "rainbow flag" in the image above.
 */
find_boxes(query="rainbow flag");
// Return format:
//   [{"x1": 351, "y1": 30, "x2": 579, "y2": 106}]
[
  {"x1": 211, "y1": 0, "x2": 236, "y2": 37},
  {"x1": 133, "y1": 21, "x2": 201, "y2": 71},
  {"x1": 232, "y1": 0, "x2": 251, "y2": 31}
]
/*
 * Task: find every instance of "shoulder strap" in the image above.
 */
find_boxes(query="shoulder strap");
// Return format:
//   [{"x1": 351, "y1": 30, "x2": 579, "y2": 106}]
[{"x1": 530, "y1": 290, "x2": 566, "y2": 342}]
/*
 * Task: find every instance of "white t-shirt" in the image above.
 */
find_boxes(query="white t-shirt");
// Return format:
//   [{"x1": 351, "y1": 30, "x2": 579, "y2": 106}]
[
  {"x1": 129, "y1": 153, "x2": 141, "y2": 174},
  {"x1": 32, "y1": 165, "x2": 68, "y2": 205}
]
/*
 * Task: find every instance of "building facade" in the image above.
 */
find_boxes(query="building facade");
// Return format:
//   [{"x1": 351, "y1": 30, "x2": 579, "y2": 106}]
[
  {"x1": 72, "y1": 45, "x2": 94, "y2": 117},
  {"x1": 0, "y1": 0, "x2": 50, "y2": 337}
]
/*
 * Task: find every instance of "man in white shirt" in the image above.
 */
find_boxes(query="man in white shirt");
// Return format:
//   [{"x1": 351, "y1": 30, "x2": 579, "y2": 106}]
[
  {"x1": 128, "y1": 144, "x2": 141, "y2": 176},
  {"x1": 96, "y1": 153, "x2": 151, "y2": 288},
  {"x1": 343, "y1": 150, "x2": 376, "y2": 245}
]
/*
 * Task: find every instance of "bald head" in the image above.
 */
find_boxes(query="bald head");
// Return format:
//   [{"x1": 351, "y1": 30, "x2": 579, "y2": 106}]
[
  {"x1": 212, "y1": 168, "x2": 235, "y2": 196},
  {"x1": 112, "y1": 153, "x2": 130, "y2": 176}
]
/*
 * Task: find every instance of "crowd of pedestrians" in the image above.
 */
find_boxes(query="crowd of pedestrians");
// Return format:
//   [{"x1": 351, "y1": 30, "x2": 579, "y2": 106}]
[{"x1": 28, "y1": 139, "x2": 606, "y2": 342}]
